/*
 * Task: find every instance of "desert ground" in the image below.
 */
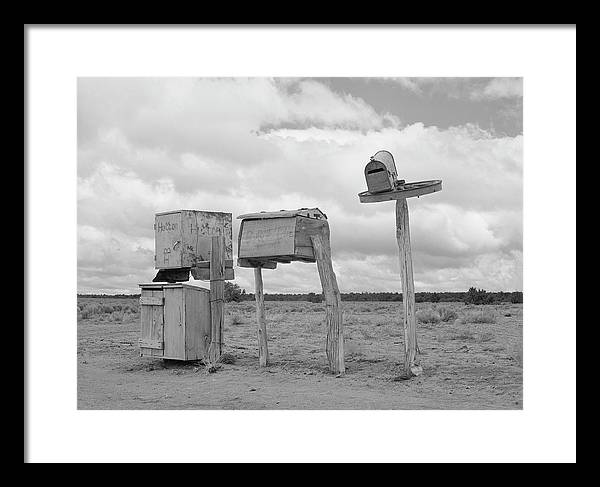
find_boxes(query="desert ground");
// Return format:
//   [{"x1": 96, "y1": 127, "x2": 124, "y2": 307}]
[{"x1": 77, "y1": 297, "x2": 522, "y2": 409}]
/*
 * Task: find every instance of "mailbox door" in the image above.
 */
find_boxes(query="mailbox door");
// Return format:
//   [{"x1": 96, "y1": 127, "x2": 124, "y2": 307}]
[
  {"x1": 238, "y1": 218, "x2": 296, "y2": 259},
  {"x1": 139, "y1": 287, "x2": 165, "y2": 357},
  {"x1": 155, "y1": 212, "x2": 183, "y2": 269},
  {"x1": 183, "y1": 285, "x2": 211, "y2": 360},
  {"x1": 365, "y1": 160, "x2": 394, "y2": 194},
  {"x1": 163, "y1": 286, "x2": 186, "y2": 360}
]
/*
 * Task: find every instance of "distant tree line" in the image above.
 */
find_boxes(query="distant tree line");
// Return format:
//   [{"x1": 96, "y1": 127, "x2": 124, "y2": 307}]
[
  {"x1": 232, "y1": 286, "x2": 523, "y2": 304},
  {"x1": 78, "y1": 284, "x2": 523, "y2": 305}
]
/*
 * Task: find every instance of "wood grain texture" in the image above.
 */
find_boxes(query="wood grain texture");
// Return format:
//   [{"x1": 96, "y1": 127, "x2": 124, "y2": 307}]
[
  {"x1": 163, "y1": 286, "x2": 185, "y2": 359},
  {"x1": 254, "y1": 267, "x2": 269, "y2": 367},
  {"x1": 238, "y1": 218, "x2": 296, "y2": 258},
  {"x1": 139, "y1": 287, "x2": 164, "y2": 358},
  {"x1": 358, "y1": 180, "x2": 442, "y2": 203},
  {"x1": 237, "y1": 258, "x2": 277, "y2": 269},
  {"x1": 396, "y1": 199, "x2": 421, "y2": 377},
  {"x1": 155, "y1": 210, "x2": 233, "y2": 270},
  {"x1": 311, "y1": 225, "x2": 345, "y2": 375},
  {"x1": 208, "y1": 236, "x2": 225, "y2": 362},
  {"x1": 140, "y1": 296, "x2": 164, "y2": 306},
  {"x1": 190, "y1": 267, "x2": 235, "y2": 281},
  {"x1": 184, "y1": 287, "x2": 211, "y2": 361}
]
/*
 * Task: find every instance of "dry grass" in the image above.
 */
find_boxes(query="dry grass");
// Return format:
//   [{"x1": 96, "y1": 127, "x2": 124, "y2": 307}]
[
  {"x1": 416, "y1": 308, "x2": 441, "y2": 324},
  {"x1": 218, "y1": 352, "x2": 236, "y2": 364},
  {"x1": 459, "y1": 309, "x2": 498, "y2": 324},
  {"x1": 78, "y1": 300, "x2": 139, "y2": 320},
  {"x1": 437, "y1": 306, "x2": 458, "y2": 322},
  {"x1": 416, "y1": 306, "x2": 458, "y2": 324}
]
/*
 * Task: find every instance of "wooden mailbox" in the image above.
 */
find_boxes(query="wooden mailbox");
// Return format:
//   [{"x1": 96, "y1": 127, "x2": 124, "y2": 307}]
[
  {"x1": 236, "y1": 208, "x2": 345, "y2": 375},
  {"x1": 237, "y1": 208, "x2": 328, "y2": 267},
  {"x1": 364, "y1": 150, "x2": 399, "y2": 194},
  {"x1": 154, "y1": 210, "x2": 234, "y2": 281},
  {"x1": 139, "y1": 281, "x2": 211, "y2": 361}
]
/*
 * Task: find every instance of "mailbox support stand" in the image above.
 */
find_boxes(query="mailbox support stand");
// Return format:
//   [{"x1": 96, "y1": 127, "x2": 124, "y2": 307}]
[
  {"x1": 208, "y1": 236, "x2": 225, "y2": 362},
  {"x1": 253, "y1": 266, "x2": 269, "y2": 367},
  {"x1": 311, "y1": 228, "x2": 345, "y2": 375},
  {"x1": 359, "y1": 174, "x2": 442, "y2": 378},
  {"x1": 242, "y1": 216, "x2": 345, "y2": 375},
  {"x1": 396, "y1": 199, "x2": 421, "y2": 377}
]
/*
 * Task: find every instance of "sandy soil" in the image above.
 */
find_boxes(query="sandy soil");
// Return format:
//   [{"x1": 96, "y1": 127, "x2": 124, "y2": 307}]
[{"x1": 77, "y1": 299, "x2": 522, "y2": 410}]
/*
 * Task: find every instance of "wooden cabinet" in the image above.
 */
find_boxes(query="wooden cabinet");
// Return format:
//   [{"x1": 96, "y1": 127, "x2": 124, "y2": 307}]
[{"x1": 139, "y1": 282, "x2": 211, "y2": 361}]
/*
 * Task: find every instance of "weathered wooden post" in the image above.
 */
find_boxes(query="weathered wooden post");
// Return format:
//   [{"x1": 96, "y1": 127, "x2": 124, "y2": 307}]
[
  {"x1": 253, "y1": 266, "x2": 269, "y2": 367},
  {"x1": 237, "y1": 208, "x2": 344, "y2": 374},
  {"x1": 311, "y1": 226, "x2": 345, "y2": 375},
  {"x1": 358, "y1": 150, "x2": 442, "y2": 378},
  {"x1": 208, "y1": 235, "x2": 225, "y2": 362}
]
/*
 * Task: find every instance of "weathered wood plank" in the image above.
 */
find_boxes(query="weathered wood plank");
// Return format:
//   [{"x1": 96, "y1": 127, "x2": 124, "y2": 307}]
[
  {"x1": 237, "y1": 258, "x2": 277, "y2": 269},
  {"x1": 237, "y1": 208, "x2": 326, "y2": 220},
  {"x1": 294, "y1": 217, "x2": 327, "y2": 256},
  {"x1": 311, "y1": 226, "x2": 345, "y2": 375},
  {"x1": 208, "y1": 236, "x2": 225, "y2": 362},
  {"x1": 193, "y1": 260, "x2": 234, "y2": 268},
  {"x1": 139, "y1": 338, "x2": 164, "y2": 350},
  {"x1": 254, "y1": 267, "x2": 269, "y2": 367},
  {"x1": 396, "y1": 198, "x2": 421, "y2": 377},
  {"x1": 238, "y1": 218, "x2": 296, "y2": 258},
  {"x1": 139, "y1": 296, "x2": 164, "y2": 306},
  {"x1": 190, "y1": 267, "x2": 235, "y2": 281},
  {"x1": 358, "y1": 180, "x2": 442, "y2": 203},
  {"x1": 139, "y1": 287, "x2": 165, "y2": 358},
  {"x1": 163, "y1": 286, "x2": 185, "y2": 360},
  {"x1": 184, "y1": 286, "x2": 211, "y2": 361}
]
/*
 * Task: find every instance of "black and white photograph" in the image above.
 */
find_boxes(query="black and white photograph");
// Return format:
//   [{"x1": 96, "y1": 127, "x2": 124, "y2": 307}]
[
  {"x1": 25, "y1": 26, "x2": 576, "y2": 463},
  {"x1": 77, "y1": 76, "x2": 524, "y2": 410}
]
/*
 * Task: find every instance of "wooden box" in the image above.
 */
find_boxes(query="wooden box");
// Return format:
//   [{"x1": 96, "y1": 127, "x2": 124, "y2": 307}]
[
  {"x1": 139, "y1": 282, "x2": 211, "y2": 361},
  {"x1": 155, "y1": 210, "x2": 233, "y2": 269},
  {"x1": 364, "y1": 150, "x2": 398, "y2": 194},
  {"x1": 237, "y1": 208, "x2": 328, "y2": 266}
]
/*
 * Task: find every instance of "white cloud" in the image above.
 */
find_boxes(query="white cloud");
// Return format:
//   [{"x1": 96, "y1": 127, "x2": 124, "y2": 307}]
[
  {"x1": 471, "y1": 77, "x2": 523, "y2": 100},
  {"x1": 78, "y1": 78, "x2": 522, "y2": 294}
]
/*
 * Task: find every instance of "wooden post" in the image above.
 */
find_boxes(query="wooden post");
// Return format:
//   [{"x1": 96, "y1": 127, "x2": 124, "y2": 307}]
[
  {"x1": 208, "y1": 236, "x2": 225, "y2": 362},
  {"x1": 311, "y1": 225, "x2": 345, "y2": 375},
  {"x1": 254, "y1": 266, "x2": 269, "y2": 367},
  {"x1": 396, "y1": 198, "x2": 422, "y2": 377}
]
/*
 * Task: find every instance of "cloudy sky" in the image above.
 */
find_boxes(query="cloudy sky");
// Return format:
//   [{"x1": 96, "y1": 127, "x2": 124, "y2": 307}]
[{"x1": 77, "y1": 77, "x2": 522, "y2": 295}]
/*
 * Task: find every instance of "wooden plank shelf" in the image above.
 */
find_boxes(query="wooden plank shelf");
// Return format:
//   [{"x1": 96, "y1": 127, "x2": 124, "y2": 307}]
[{"x1": 358, "y1": 180, "x2": 442, "y2": 203}]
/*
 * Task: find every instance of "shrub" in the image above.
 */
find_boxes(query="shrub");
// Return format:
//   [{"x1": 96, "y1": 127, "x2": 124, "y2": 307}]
[
  {"x1": 307, "y1": 292, "x2": 323, "y2": 303},
  {"x1": 416, "y1": 309, "x2": 441, "y2": 324},
  {"x1": 461, "y1": 309, "x2": 498, "y2": 324},
  {"x1": 464, "y1": 287, "x2": 492, "y2": 305},
  {"x1": 110, "y1": 311, "x2": 125, "y2": 322},
  {"x1": 218, "y1": 352, "x2": 236, "y2": 364},
  {"x1": 509, "y1": 291, "x2": 523, "y2": 304},
  {"x1": 437, "y1": 306, "x2": 458, "y2": 322},
  {"x1": 224, "y1": 282, "x2": 244, "y2": 302}
]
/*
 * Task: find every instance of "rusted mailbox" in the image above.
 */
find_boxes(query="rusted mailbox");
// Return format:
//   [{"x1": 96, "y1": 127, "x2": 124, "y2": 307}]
[
  {"x1": 237, "y1": 208, "x2": 328, "y2": 268},
  {"x1": 154, "y1": 210, "x2": 234, "y2": 281},
  {"x1": 364, "y1": 150, "x2": 400, "y2": 194}
]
